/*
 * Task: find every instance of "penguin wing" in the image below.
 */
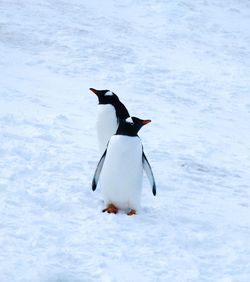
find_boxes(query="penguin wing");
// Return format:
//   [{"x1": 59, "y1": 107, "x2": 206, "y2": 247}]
[
  {"x1": 92, "y1": 150, "x2": 107, "y2": 191},
  {"x1": 142, "y1": 151, "x2": 156, "y2": 196}
]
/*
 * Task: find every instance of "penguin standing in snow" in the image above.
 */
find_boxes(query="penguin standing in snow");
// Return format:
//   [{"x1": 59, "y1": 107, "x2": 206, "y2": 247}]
[
  {"x1": 92, "y1": 117, "x2": 156, "y2": 216},
  {"x1": 89, "y1": 88, "x2": 130, "y2": 154}
]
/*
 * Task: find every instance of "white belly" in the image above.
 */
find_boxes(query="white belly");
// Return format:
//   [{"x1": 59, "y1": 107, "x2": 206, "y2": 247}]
[
  {"x1": 96, "y1": 105, "x2": 118, "y2": 154},
  {"x1": 100, "y1": 135, "x2": 143, "y2": 211}
]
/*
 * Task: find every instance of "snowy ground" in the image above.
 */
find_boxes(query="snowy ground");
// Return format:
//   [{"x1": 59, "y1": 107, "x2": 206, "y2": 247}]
[{"x1": 1, "y1": 0, "x2": 250, "y2": 281}]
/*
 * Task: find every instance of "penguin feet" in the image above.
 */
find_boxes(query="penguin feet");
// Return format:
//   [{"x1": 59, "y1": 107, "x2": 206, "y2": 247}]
[
  {"x1": 127, "y1": 209, "x2": 136, "y2": 216},
  {"x1": 102, "y1": 203, "x2": 118, "y2": 214}
]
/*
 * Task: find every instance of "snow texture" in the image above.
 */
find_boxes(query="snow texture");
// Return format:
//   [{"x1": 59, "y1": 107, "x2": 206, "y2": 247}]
[{"x1": 1, "y1": 0, "x2": 250, "y2": 281}]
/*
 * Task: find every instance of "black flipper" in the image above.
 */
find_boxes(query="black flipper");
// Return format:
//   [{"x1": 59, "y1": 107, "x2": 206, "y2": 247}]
[
  {"x1": 92, "y1": 150, "x2": 107, "y2": 191},
  {"x1": 142, "y1": 151, "x2": 156, "y2": 196}
]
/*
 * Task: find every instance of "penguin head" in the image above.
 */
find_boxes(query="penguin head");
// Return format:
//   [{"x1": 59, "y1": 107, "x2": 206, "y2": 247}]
[
  {"x1": 90, "y1": 88, "x2": 120, "y2": 106},
  {"x1": 116, "y1": 116, "x2": 151, "y2": 136}
]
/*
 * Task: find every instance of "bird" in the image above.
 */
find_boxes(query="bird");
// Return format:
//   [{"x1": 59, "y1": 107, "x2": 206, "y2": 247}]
[
  {"x1": 89, "y1": 88, "x2": 130, "y2": 155},
  {"x1": 92, "y1": 116, "x2": 156, "y2": 216}
]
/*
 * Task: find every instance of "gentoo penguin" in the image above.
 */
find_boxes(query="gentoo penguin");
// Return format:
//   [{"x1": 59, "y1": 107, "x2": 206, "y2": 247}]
[
  {"x1": 89, "y1": 88, "x2": 130, "y2": 154},
  {"x1": 92, "y1": 117, "x2": 156, "y2": 216}
]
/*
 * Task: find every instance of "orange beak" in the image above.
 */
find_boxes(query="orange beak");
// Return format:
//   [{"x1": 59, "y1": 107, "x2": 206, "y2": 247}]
[
  {"x1": 89, "y1": 88, "x2": 98, "y2": 95},
  {"x1": 142, "y1": 119, "x2": 151, "y2": 125}
]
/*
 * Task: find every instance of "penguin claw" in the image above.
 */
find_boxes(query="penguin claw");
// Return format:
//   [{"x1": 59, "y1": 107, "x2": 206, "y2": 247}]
[{"x1": 102, "y1": 204, "x2": 118, "y2": 214}]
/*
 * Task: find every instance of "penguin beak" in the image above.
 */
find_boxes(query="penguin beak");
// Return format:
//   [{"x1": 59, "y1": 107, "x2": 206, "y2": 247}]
[
  {"x1": 89, "y1": 88, "x2": 99, "y2": 96},
  {"x1": 142, "y1": 119, "x2": 151, "y2": 125}
]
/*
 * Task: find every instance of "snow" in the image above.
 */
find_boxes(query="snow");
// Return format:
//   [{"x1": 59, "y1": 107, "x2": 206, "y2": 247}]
[{"x1": 1, "y1": 0, "x2": 250, "y2": 281}]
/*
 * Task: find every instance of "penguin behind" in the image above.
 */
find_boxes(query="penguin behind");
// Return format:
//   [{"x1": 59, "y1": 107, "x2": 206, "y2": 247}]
[
  {"x1": 89, "y1": 88, "x2": 130, "y2": 154},
  {"x1": 92, "y1": 117, "x2": 156, "y2": 216}
]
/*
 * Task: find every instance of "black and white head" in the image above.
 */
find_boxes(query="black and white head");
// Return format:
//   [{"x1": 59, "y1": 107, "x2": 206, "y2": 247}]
[
  {"x1": 89, "y1": 88, "x2": 120, "y2": 105},
  {"x1": 90, "y1": 88, "x2": 130, "y2": 122},
  {"x1": 116, "y1": 117, "x2": 151, "y2": 136}
]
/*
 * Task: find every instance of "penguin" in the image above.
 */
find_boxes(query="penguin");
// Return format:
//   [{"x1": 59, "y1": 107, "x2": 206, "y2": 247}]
[
  {"x1": 89, "y1": 88, "x2": 130, "y2": 154},
  {"x1": 92, "y1": 116, "x2": 156, "y2": 216}
]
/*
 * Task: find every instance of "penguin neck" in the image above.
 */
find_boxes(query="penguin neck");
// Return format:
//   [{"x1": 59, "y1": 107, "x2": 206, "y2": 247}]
[
  {"x1": 99, "y1": 100, "x2": 129, "y2": 122},
  {"x1": 114, "y1": 101, "x2": 130, "y2": 122},
  {"x1": 115, "y1": 125, "x2": 139, "y2": 137}
]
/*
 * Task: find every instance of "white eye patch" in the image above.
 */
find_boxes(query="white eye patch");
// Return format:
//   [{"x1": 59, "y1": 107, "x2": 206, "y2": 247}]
[
  {"x1": 104, "y1": 91, "x2": 113, "y2": 96},
  {"x1": 126, "y1": 117, "x2": 134, "y2": 124}
]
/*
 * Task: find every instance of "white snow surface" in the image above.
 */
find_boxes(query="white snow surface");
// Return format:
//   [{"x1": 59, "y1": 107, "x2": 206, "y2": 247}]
[{"x1": 1, "y1": 0, "x2": 250, "y2": 281}]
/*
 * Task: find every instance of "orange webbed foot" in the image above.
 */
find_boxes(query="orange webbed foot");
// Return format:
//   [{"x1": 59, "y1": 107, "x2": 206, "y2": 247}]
[
  {"x1": 127, "y1": 209, "x2": 136, "y2": 216},
  {"x1": 102, "y1": 204, "x2": 118, "y2": 214}
]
